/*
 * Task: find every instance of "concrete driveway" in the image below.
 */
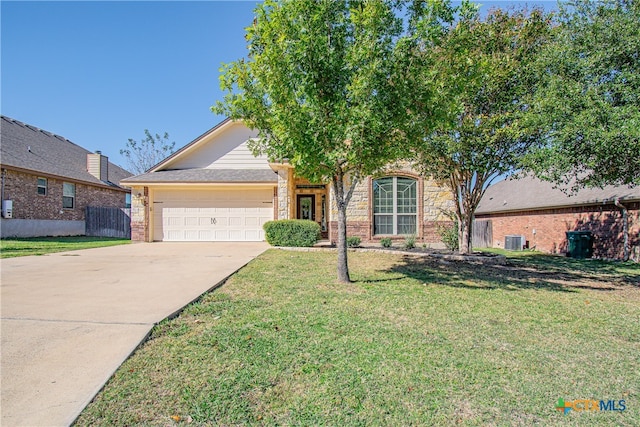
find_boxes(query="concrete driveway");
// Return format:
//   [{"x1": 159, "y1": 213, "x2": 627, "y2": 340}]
[{"x1": 1, "y1": 242, "x2": 268, "y2": 427}]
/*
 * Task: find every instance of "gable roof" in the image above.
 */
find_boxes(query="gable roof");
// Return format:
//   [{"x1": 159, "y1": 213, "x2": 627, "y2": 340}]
[
  {"x1": 476, "y1": 174, "x2": 640, "y2": 215},
  {"x1": 146, "y1": 118, "x2": 233, "y2": 173},
  {"x1": 121, "y1": 118, "x2": 274, "y2": 185},
  {"x1": 0, "y1": 116, "x2": 132, "y2": 189}
]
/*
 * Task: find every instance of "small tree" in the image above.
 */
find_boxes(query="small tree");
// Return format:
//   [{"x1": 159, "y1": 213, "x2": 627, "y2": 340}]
[
  {"x1": 213, "y1": 0, "x2": 418, "y2": 282},
  {"x1": 120, "y1": 130, "x2": 176, "y2": 175},
  {"x1": 407, "y1": 7, "x2": 552, "y2": 253}
]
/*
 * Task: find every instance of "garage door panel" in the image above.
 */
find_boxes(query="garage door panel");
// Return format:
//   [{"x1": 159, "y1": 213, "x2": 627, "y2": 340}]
[
  {"x1": 184, "y1": 230, "x2": 198, "y2": 241},
  {"x1": 166, "y1": 216, "x2": 182, "y2": 226},
  {"x1": 214, "y1": 230, "x2": 229, "y2": 240},
  {"x1": 153, "y1": 188, "x2": 273, "y2": 242},
  {"x1": 166, "y1": 230, "x2": 183, "y2": 241}
]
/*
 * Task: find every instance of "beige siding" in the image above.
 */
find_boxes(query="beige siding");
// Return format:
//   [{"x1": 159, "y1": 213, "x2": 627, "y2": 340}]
[
  {"x1": 87, "y1": 153, "x2": 109, "y2": 181},
  {"x1": 166, "y1": 123, "x2": 270, "y2": 170},
  {"x1": 208, "y1": 141, "x2": 270, "y2": 170}
]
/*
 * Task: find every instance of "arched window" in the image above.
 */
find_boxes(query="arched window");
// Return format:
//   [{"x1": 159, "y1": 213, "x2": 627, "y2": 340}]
[{"x1": 373, "y1": 177, "x2": 417, "y2": 235}]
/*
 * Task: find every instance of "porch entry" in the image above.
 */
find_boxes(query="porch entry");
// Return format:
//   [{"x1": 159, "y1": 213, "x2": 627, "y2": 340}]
[
  {"x1": 296, "y1": 193, "x2": 328, "y2": 239},
  {"x1": 297, "y1": 195, "x2": 315, "y2": 221}
]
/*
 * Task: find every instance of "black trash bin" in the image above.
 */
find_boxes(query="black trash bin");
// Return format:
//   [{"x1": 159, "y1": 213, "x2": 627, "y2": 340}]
[{"x1": 566, "y1": 231, "x2": 594, "y2": 259}]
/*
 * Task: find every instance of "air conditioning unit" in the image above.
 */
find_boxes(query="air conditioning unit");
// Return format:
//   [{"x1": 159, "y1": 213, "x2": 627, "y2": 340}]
[
  {"x1": 2, "y1": 200, "x2": 13, "y2": 218},
  {"x1": 505, "y1": 234, "x2": 525, "y2": 251}
]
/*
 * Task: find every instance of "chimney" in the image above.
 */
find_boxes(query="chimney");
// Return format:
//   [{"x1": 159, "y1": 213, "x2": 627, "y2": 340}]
[{"x1": 87, "y1": 151, "x2": 109, "y2": 182}]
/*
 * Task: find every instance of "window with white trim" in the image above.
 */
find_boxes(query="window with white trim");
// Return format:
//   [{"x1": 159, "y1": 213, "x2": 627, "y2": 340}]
[
  {"x1": 373, "y1": 177, "x2": 417, "y2": 235},
  {"x1": 37, "y1": 177, "x2": 47, "y2": 195},
  {"x1": 62, "y1": 182, "x2": 75, "y2": 209}
]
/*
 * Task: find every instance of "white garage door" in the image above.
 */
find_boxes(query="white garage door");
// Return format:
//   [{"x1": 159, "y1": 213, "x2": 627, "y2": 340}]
[{"x1": 153, "y1": 188, "x2": 273, "y2": 241}]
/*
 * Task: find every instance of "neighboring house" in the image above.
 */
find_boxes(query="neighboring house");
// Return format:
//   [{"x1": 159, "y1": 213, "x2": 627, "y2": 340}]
[
  {"x1": 122, "y1": 119, "x2": 454, "y2": 243},
  {"x1": 0, "y1": 116, "x2": 132, "y2": 238},
  {"x1": 475, "y1": 175, "x2": 640, "y2": 260}
]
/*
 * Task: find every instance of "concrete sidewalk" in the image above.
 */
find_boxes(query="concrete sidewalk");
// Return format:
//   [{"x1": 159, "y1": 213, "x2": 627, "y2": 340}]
[{"x1": 1, "y1": 242, "x2": 268, "y2": 427}]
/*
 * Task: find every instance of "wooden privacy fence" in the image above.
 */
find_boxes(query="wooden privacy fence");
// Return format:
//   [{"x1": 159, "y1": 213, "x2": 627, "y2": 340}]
[
  {"x1": 472, "y1": 219, "x2": 493, "y2": 248},
  {"x1": 86, "y1": 206, "x2": 131, "y2": 238}
]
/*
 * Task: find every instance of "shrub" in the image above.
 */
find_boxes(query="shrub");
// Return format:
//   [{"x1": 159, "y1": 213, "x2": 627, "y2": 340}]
[
  {"x1": 403, "y1": 235, "x2": 416, "y2": 250},
  {"x1": 437, "y1": 221, "x2": 459, "y2": 252},
  {"x1": 380, "y1": 237, "x2": 392, "y2": 248},
  {"x1": 263, "y1": 220, "x2": 320, "y2": 247},
  {"x1": 347, "y1": 236, "x2": 361, "y2": 248}
]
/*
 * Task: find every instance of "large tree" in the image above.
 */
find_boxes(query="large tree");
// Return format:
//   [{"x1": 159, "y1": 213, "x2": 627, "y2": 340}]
[
  {"x1": 407, "y1": 6, "x2": 552, "y2": 254},
  {"x1": 523, "y1": 0, "x2": 640, "y2": 190},
  {"x1": 214, "y1": 0, "x2": 414, "y2": 282},
  {"x1": 120, "y1": 130, "x2": 176, "y2": 175}
]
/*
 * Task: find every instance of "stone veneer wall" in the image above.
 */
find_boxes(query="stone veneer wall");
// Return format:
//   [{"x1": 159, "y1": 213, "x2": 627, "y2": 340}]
[
  {"x1": 328, "y1": 168, "x2": 454, "y2": 244},
  {"x1": 277, "y1": 169, "x2": 290, "y2": 220},
  {"x1": 130, "y1": 186, "x2": 149, "y2": 241}
]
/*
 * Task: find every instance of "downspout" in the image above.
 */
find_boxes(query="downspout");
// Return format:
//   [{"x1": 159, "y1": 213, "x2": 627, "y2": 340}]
[
  {"x1": 1, "y1": 168, "x2": 6, "y2": 213},
  {"x1": 614, "y1": 198, "x2": 630, "y2": 262}
]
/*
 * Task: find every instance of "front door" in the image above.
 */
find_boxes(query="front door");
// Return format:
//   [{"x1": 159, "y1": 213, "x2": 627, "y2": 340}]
[{"x1": 297, "y1": 195, "x2": 315, "y2": 221}]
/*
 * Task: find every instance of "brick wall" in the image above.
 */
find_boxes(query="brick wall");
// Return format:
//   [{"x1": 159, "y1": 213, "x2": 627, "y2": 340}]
[
  {"x1": 423, "y1": 220, "x2": 454, "y2": 244},
  {"x1": 476, "y1": 202, "x2": 640, "y2": 260},
  {"x1": 2, "y1": 169, "x2": 129, "y2": 221},
  {"x1": 329, "y1": 220, "x2": 453, "y2": 247}
]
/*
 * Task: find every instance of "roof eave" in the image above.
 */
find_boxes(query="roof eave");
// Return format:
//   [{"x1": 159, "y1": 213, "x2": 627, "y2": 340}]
[
  {"x1": 120, "y1": 181, "x2": 276, "y2": 187},
  {"x1": 146, "y1": 118, "x2": 235, "y2": 173},
  {"x1": 476, "y1": 197, "x2": 640, "y2": 215}
]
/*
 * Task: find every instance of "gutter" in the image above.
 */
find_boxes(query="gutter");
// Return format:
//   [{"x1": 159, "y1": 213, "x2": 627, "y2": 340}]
[
  {"x1": 117, "y1": 181, "x2": 277, "y2": 187},
  {"x1": 1, "y1": 168, "x2": 5, "y2": 208}
]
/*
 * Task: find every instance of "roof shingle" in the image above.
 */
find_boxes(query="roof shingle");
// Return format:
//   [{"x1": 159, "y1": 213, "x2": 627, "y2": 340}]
[
  {"x1": 476, "y1": 175, "x2": 640, "y2": 214},
  {"x1": 121, "y1": 168, "x2": 278, "y2": 184},
  {"x1": 0, "y1": 116, "x2": 132, "y2": 187}
]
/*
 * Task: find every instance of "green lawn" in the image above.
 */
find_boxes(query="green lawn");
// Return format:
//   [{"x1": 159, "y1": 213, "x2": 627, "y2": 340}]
[
  {"x1": 0, "y1": 236, "x2": 130, "y2": 258},
  {"x1": 75, "y1": 249, "x2": 639, "y2": 426}
]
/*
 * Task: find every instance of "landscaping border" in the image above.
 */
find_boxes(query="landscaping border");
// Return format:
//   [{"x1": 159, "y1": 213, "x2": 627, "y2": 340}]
[{"x1": 274, "y1": 246, "x2": 507, "y2": 265}]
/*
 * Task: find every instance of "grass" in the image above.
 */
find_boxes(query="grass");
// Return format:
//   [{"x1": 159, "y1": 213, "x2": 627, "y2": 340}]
[
  {"x1": 75, "y1": 249, "x2": 639, "y2": 426},
  {"x1": 0, "y1": 236, "x2": 130, "y2": 258}
]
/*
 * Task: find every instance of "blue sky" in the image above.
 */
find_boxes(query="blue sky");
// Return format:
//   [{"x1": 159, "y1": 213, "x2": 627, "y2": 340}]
[{"x1": 2, "y1": 0, "x2": 557, "y2": 171}]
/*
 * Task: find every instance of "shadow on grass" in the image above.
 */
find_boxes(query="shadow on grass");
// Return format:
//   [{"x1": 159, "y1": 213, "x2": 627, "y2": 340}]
[{"x1": 380, "y1": 253, "x2": 639, "y2": 293}]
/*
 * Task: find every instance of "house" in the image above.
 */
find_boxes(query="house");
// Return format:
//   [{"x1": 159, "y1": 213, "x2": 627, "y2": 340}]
[
  {"x1": 475, "y1": 175, "x2": 640, "y2": 260},
  {"x1": 0, "y1": 116, "x2": 132, "y2": 238},
  {"x1": 121, "y1": 119, "x2": 454, "y2": 244}
]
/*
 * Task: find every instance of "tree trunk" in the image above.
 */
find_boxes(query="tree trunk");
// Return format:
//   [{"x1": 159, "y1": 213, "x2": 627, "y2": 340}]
[
  {"x1": 336, "y1": 200, "x2": 350, "y2": 283},
  {"x1": 332, "y1": 173, "x2": 354, "y2": 283},
  {"x1": 450, "y1": 170, "x2": 488, "y2": 256},
  {"x1": 459, "y1": 213, "x2": 473, "y2": 254}
]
